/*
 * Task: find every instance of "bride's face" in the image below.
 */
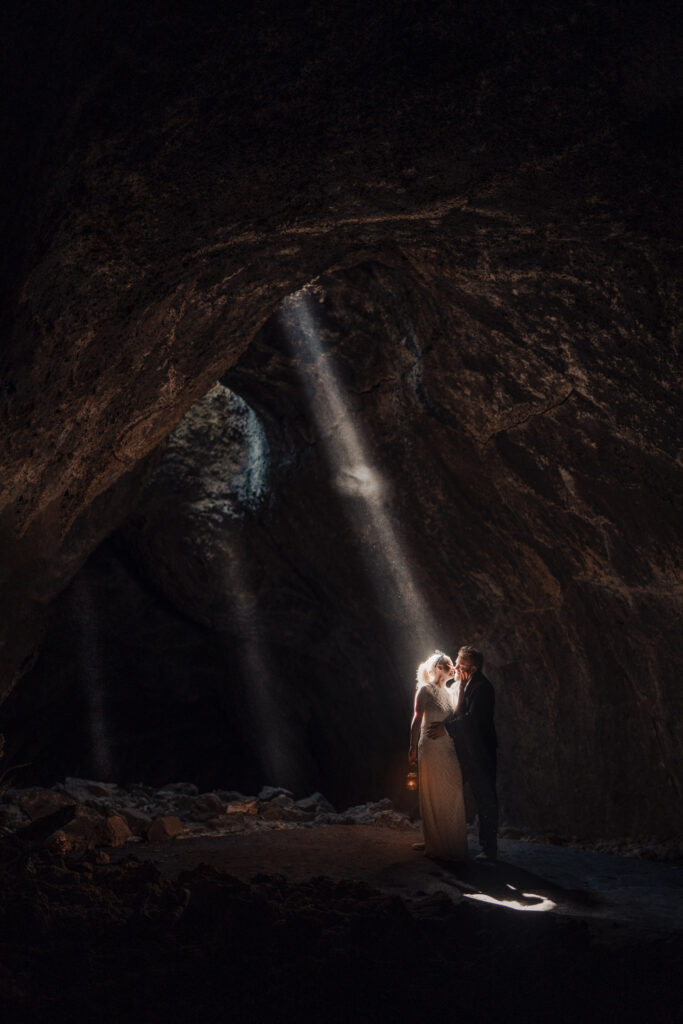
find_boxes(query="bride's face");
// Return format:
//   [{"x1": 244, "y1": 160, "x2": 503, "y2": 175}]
[{"x1": 435, "y1": 659, "x2": 454, "y2": 683}]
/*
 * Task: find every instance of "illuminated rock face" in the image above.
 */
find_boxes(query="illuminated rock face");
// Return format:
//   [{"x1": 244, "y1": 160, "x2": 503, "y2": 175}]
[
  {"x1": 230, "y1": 265, "x2": 682, "y2": 840},
  {"x1": 0, "y1": 2, "x2": 681, "y2": 838}
]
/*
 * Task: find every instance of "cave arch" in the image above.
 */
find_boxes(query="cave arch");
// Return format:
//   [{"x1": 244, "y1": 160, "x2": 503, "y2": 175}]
[{"x1": 3, "y1": 258, "x2": 681, "y2": 842}]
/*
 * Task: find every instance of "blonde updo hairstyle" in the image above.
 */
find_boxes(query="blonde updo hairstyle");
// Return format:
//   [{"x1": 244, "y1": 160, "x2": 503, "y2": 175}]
[{"x1": 416, "y1": 650, "x2": 451, "y2": 689}]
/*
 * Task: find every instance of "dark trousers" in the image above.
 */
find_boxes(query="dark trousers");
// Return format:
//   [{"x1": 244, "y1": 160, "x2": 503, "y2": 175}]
[{"x1": 465, "y1": 757, "x2": 498, "y2": 856}]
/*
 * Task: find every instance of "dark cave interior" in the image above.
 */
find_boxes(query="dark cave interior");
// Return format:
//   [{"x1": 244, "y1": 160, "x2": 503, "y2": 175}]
[{"x1": 0, "y1": 1, "x2": 681, "y2": 1020}]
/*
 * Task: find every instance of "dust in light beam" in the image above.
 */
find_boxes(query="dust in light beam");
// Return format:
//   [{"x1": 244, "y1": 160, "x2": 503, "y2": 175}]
[{"x1": 279, "y1": 285, "x2": 439, "y2": 673}]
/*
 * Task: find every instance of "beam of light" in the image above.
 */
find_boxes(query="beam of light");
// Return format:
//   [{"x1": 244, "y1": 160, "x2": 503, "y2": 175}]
[
  {"x1": 223, "y1": 545, "x2": 299, "y2": 788},
  {"x1": 73, "y1": 578, "x2": 112, "y2": 779},
  {"x1": 164, "y1": 380, "x2": 297, "y2": 788},
  {"x1": 279, "y1": 286, "x2": 439, "y2": 671},
  {"x1": 463, "y1": 891, "x2": 557, "y2": 912}
]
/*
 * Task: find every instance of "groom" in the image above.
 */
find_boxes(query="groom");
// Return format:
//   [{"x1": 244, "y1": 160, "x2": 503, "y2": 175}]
[{"x1": 427, "y1": 645, "x2": 499, "y2": 862}]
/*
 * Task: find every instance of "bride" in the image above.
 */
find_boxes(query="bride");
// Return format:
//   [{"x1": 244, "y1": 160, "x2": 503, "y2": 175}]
[{"x1": 408, "y1": 650, "x2": 467, "y2": 861}]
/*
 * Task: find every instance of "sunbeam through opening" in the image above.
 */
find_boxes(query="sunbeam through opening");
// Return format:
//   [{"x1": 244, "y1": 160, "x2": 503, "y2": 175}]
[{"x1": 279, "y1": 285, "x2": 440, "y2": 676}]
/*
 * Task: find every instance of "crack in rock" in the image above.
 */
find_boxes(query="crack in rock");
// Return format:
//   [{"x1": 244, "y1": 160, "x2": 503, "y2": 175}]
[{"x1": 478, "y1": 386, "x2": 577, "y2": 444}]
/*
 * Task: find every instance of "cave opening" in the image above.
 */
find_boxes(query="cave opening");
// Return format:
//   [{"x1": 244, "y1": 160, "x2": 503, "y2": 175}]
[{"x1": 0, "y1": 269, "x2": 459, "y2": 808}]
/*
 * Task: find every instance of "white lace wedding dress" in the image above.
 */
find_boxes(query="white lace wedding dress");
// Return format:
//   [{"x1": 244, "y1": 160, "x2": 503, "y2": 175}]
[{"x1": 417, "y1": 682, "x2": 467, "y2": 861}]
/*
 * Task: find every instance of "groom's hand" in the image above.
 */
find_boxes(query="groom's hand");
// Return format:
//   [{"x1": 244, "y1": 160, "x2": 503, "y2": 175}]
[{"x1": 427, "y1": 721, "x2": 446, "y2": 739}]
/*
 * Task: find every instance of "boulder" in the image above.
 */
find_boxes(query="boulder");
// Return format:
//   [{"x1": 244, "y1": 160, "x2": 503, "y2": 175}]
[
  {"x1": 258, "y1": 786, "x2": 293, "y2": 801},
  {"x1": 157, "y1": 783, "x2": 199, "y2": 797},
  {"x1": 45, "y1": 830, "x2": 72, "y2": 855},
  {"x1": 62, "y1": 806, "x2": 109, "y2": 849},
  {"x1": 259, "y1": 802, "x2": 285, "y2": 821},
  {"x1": 271, "y1": 793, "x2": 295, "y2": 809},
  {"x1": 372, "y1": 810, "x2": 415, "y2": 830},
  {"x1": 147, "y1": 816, "x2": 184, "y2": 843},
  {"x1": 280, "y1": 806, "x2": 314, "y2": 823},
  {"x1": 120, "y1": 807, "x2": 154, "y2": 836},
  {"x1": 154, "y1": 793, "x2": 197, "y2": 816},
  {"x1": 226, "y1": 800, "x2": 259, "y2": 816},
  {"x1": 314, "y1": 813, "x2": 348, "y2": 826},
  {"x1": 62, "y1": 777, "x2": 119, "y2": 801},
  {"x1": 128, "y1": 783, "x2": 156, "y2": 798},
  {"x1": 342, "y1": 799, "x2": 394, "y2": 825},
  {"x1": 101, "y1": 815, "x2": 133, "y2": 847},
  {"x1": 190, "y1": 793, "x2": 224, "y2": 821},
  {"x1": 296, "y1": 792, "x2": 335, "y2": 814},
  {"x1": 19, "y1": 789, "x2": 76, "y2": 821}
]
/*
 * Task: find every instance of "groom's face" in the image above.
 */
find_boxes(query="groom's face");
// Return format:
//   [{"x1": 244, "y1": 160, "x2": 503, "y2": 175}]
[{"x1": 454, "y1": 657, "x2": 475, "y2": 684}]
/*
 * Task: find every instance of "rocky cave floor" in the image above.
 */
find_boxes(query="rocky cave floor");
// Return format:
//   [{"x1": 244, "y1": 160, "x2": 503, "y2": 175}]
[{"x1": 1, "y1": 780, "x2": 682, "y2": 1024}]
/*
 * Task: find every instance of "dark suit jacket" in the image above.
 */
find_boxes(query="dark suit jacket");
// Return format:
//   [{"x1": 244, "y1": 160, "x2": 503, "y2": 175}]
[{"x1": 445, "y1": 670, "x2": 497, "y2": 780}]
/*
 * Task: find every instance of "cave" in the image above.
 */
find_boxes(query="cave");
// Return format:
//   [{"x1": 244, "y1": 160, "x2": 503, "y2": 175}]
[{"x1": 1, "y1": 1, "x2": 681, "y2": 1021}]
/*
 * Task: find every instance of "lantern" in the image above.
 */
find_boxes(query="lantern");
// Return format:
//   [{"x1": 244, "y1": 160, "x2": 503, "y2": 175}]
[{"x1": 406, "y1": 768, "x2": 418, "y2": 791}]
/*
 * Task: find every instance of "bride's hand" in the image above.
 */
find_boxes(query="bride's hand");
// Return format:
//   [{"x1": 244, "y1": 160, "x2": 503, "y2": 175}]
[{"x1": 408, "y1": 746, "x2": 417, "y2": 766}]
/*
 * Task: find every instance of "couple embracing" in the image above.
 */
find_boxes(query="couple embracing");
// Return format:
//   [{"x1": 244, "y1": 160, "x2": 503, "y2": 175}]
[{"x1": 408, "y1": 646, "x2": 498, "y2": 863}]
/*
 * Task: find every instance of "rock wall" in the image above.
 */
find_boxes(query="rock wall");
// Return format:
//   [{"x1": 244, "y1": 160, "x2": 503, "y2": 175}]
[{"x1": 5, "y1": 254, "x2": 682, "y2": 837}]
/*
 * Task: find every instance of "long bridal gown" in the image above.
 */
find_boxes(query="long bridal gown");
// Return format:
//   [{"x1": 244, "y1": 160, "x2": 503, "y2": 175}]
[{"x1": 417, "y1": 682, "x2": 467, "y2": 860}]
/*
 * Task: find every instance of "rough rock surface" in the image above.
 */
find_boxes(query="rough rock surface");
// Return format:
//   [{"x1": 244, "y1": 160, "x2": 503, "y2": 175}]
[
  {"x1": 0, "y1": 2, "x2": 681, "y2": 842},
  {"x1": 1, "y1": 779, "x2": 421, "y2": 850}
]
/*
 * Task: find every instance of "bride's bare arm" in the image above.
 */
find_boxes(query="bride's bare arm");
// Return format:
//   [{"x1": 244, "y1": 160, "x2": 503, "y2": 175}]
[{"x1": 408, "y1": 687, "x2": 428, "y2": 765}]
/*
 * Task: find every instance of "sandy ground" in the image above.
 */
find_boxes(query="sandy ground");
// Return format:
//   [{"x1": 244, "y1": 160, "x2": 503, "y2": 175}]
[{"x1": 110, "y1": 824, "x2": 683, "y2": 941}]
